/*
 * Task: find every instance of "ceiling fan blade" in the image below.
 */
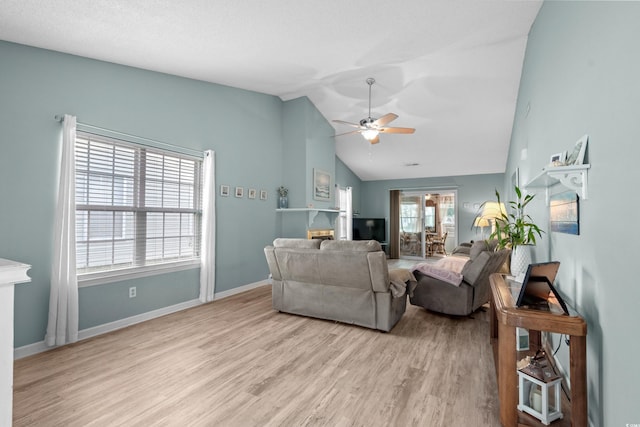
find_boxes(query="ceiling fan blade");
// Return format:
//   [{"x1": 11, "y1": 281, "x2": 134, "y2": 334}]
[
  {"x1": 332, "y1": 119, "x2": 362, "y2": 128},
  {"x1": 369, "y1": 135, "x2": 380, "y2": 144},
  {"x1": 334, "y1": 130, "x2": 361, "y2": 137},
  {"x1": 374, "y1": 113, "x2": 398, "y2": 127},
  {"x1": 379, "y1": 127, "x2": 416, "y2": 134}
]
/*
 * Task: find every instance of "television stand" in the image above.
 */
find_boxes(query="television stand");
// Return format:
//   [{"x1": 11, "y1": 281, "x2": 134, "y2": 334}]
[{"x1": 489, "y1": 273, "x2": 587, "y2": 426}]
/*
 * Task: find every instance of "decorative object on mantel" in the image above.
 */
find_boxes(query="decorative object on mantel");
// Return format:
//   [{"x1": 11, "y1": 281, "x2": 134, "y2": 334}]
[
  {"x1": 277, "y1": 186, "x2": 288, "y2": 208},
  {"x1": 489, "y1": 186, "x2": 544, "y2": 279}
]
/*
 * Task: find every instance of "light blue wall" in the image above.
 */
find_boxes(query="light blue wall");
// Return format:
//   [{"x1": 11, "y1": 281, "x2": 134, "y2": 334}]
[
  {"x1": 505, "y1": 2, "x2": 640, "y2": 425},
  {"x1": 0, "y1": 41, "x2": 290, "y2": 346},
  {"x1": 280, "y1": 96, "x2": 337, "y2": 236},
  {"x1": 360, "y1": 173, "x2": 504, "y2": 246},
  {"x1": 0, "y1": 40, "x2": 349, "y2": 348}
]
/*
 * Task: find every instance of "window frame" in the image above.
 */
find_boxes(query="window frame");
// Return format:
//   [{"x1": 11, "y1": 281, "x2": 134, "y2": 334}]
[{"x1": 74, "y1": 131, "x2": 203, "y2": 287}]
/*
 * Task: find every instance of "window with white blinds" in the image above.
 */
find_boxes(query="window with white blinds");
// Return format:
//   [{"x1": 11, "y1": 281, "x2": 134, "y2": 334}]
[{"x1": 75, "y1": 132, "x2": 203, "y2": 280}]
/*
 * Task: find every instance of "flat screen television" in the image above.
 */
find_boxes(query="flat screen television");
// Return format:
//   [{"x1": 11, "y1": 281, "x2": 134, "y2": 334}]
[{"x1": 352, "y1": 218, "x2": 386, "y2": 243}]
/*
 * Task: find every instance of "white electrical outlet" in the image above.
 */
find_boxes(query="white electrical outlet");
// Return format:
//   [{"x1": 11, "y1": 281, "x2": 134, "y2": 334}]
[{"x1": 129, "y1": 287, "x2": 136, "y2": 298}]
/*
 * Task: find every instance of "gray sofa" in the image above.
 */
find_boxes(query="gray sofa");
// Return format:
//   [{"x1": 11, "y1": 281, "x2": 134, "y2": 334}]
[
  {"x1": 410, "y1": 240, "x2": 510, "y2": 316},
  {"x1": 264, "y1": 238, "x2": 408, "y2": 332}
]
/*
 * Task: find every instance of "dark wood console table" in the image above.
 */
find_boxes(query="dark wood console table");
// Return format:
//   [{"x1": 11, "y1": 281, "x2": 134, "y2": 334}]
[{"x1": 489, "y1": 273, "x2": 587, "y2": 426}]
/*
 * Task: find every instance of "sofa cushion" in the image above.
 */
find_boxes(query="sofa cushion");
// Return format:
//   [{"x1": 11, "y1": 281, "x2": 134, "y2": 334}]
[
  {"x1": 469, "y1": 240, "x2": 497, "y2": 260},
  {"x1": 273, "y1": 238, "x2": 321, "y2": 249},
  {"x1": 320, "y1": 239, "x2": 381, "y2": 252}
]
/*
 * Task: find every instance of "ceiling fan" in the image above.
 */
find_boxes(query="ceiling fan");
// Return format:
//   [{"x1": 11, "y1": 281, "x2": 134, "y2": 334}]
[{"x1": 333, "y1": 77, "x2": 415, "y2": 144}]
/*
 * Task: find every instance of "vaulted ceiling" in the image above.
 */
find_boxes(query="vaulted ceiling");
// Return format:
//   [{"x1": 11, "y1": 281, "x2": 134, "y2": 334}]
[{"x1": 0, "y1": 0, "x2": 542, "y2": 180}]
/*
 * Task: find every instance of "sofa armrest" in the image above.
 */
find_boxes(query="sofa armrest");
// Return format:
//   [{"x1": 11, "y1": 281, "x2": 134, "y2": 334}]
[{"x1": 264, "y1": 246, "x2": 282, "y2": 281}]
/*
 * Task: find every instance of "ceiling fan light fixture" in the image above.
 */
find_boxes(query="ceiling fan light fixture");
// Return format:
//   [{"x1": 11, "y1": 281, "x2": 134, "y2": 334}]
[{"x1": 362, "y1": 129, "x2": 379, "y2": 141}]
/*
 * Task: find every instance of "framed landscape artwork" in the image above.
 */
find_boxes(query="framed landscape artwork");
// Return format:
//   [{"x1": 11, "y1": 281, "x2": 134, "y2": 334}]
[
  {"x1": 313, "y1": 169, "x2": 331, "y2": 201},
  {"x1": 550, "y1": 191, "x2": 579, "y2": 235}
]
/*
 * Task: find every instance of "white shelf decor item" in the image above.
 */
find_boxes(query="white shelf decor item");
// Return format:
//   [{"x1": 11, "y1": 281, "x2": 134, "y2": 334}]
[{"x1": 517, "y1": 370, "x2": 563, "y2": 425}]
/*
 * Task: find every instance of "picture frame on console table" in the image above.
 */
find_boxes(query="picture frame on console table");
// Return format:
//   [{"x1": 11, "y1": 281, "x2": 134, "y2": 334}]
[{"x1": 313, "y1": 168, "x2": 331, "y2": 201}]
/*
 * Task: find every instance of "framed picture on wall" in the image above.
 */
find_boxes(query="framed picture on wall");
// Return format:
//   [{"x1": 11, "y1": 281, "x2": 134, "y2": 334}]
[
  {"x1": 550, "y1": 191, "x2": 579, "y2": 235},
  {"x1": 248, "y1": 188, "x2": 257, "y2": 199},
  {"x1": 313, "y1": 168, "x2": 331, "y2": 201},
  {"x1": 220, "y1": 185, "x2": 230, "y2": 197},
  {"x1": 260, "y1": 189, "x2": 268, "y2": 200},
  {"x1": 566, "y1": 134, "x2": 588, "y2": 165},
  {"x1": 235, "y1": 187, "x2": 244, "y2": 198}
]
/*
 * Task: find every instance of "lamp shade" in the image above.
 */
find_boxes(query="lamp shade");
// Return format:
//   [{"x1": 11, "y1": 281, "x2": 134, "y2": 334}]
[
  {"x1": 481, "y1": 202, "x2": 507, "y2": 220},
  {"x1": 474, "y1": 217, "x2": 490, "y2": 227}
]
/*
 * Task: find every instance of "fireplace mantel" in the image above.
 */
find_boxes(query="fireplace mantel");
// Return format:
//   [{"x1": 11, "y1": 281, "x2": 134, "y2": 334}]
[{"x1": 276, "y1": 208, "x2": 340, "y2": 229}]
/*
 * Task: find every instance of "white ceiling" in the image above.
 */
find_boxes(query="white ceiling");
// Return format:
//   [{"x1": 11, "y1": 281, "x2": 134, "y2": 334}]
[{"x1": 0, "y1": 0, "x2": 542, "y2": 181}]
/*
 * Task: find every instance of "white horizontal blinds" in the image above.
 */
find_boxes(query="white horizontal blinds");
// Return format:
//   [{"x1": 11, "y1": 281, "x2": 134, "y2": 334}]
[{"x1": 75, "y1": 132, "x2": 202, "y2": 274}]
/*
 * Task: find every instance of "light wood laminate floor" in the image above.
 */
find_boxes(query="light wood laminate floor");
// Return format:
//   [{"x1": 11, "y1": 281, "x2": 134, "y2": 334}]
[{"x1": 14, "y1": 285, "x2": 500, "y2": 426}]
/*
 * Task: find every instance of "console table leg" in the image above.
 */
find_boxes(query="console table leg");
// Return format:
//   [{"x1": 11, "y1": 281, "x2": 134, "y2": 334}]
[
  {"x1": 570, "y1": 335, "x2": 588, "y2": 427},
  {"x1": 498, "y1": 321, "x2": 517, "y2": 426}
]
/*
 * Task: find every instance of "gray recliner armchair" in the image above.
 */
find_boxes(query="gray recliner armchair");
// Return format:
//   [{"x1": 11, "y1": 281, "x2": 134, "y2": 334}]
[{"x1": 409, "y1": 241, "x2": 510, "y2": 316}]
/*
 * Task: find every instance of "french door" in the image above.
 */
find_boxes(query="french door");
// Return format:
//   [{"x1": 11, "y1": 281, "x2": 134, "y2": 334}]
[{"x1": 398, "y1": 190, "x2": 457, "y2": 258}]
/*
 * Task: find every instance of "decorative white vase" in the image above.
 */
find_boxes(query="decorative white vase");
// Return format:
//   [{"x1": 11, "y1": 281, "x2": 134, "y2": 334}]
[{"x1": 511, "y1": 245, "x2": 533, "y2": 277}]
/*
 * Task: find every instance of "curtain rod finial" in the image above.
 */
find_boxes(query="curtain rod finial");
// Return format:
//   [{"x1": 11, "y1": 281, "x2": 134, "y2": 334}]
[{"x1": 54, "y1": 114, "x2": 64, "y2": 122}]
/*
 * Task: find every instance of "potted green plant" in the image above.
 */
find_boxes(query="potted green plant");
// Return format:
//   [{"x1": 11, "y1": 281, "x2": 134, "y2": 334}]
[{"x1": 489, "y1": 186, "x2": 544, "y2": 277}]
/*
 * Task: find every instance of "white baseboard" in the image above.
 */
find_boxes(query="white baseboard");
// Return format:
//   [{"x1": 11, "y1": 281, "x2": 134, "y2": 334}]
[
  {"x1": 213, "y1": 279, "x2": 269, "y2": 300},
  {"x1": 14, "y1": 280, "x2": 270, "y2": 360}
]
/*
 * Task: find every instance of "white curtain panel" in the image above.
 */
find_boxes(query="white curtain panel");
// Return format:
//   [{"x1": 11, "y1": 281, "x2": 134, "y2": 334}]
[
  {"x1": 336, "y1": 186, "x2": 353, "y2": 240},
  {"x1": 45, "y1": 114, "x2": 79, "y2": 346},
  {"x1": 345, "y1": 186, "x2": 353, "y2": 240},
  {"x1": 199, "y1": 150, "x2": 216, "y2": 303}
]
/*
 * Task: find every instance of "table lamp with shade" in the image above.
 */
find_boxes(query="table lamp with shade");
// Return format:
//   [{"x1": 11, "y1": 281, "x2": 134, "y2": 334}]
[
  {"x1": 473, "y1": 217, "x2": 490, "y2": 239},
  {"x1": 480, "y1": 201, "x2": 507, "y2": 234}
]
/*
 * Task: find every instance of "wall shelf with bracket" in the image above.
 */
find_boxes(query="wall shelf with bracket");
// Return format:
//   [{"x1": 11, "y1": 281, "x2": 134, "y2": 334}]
[{"x1": 524, "y1": 164, "x2": 590, "y2": 205}]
